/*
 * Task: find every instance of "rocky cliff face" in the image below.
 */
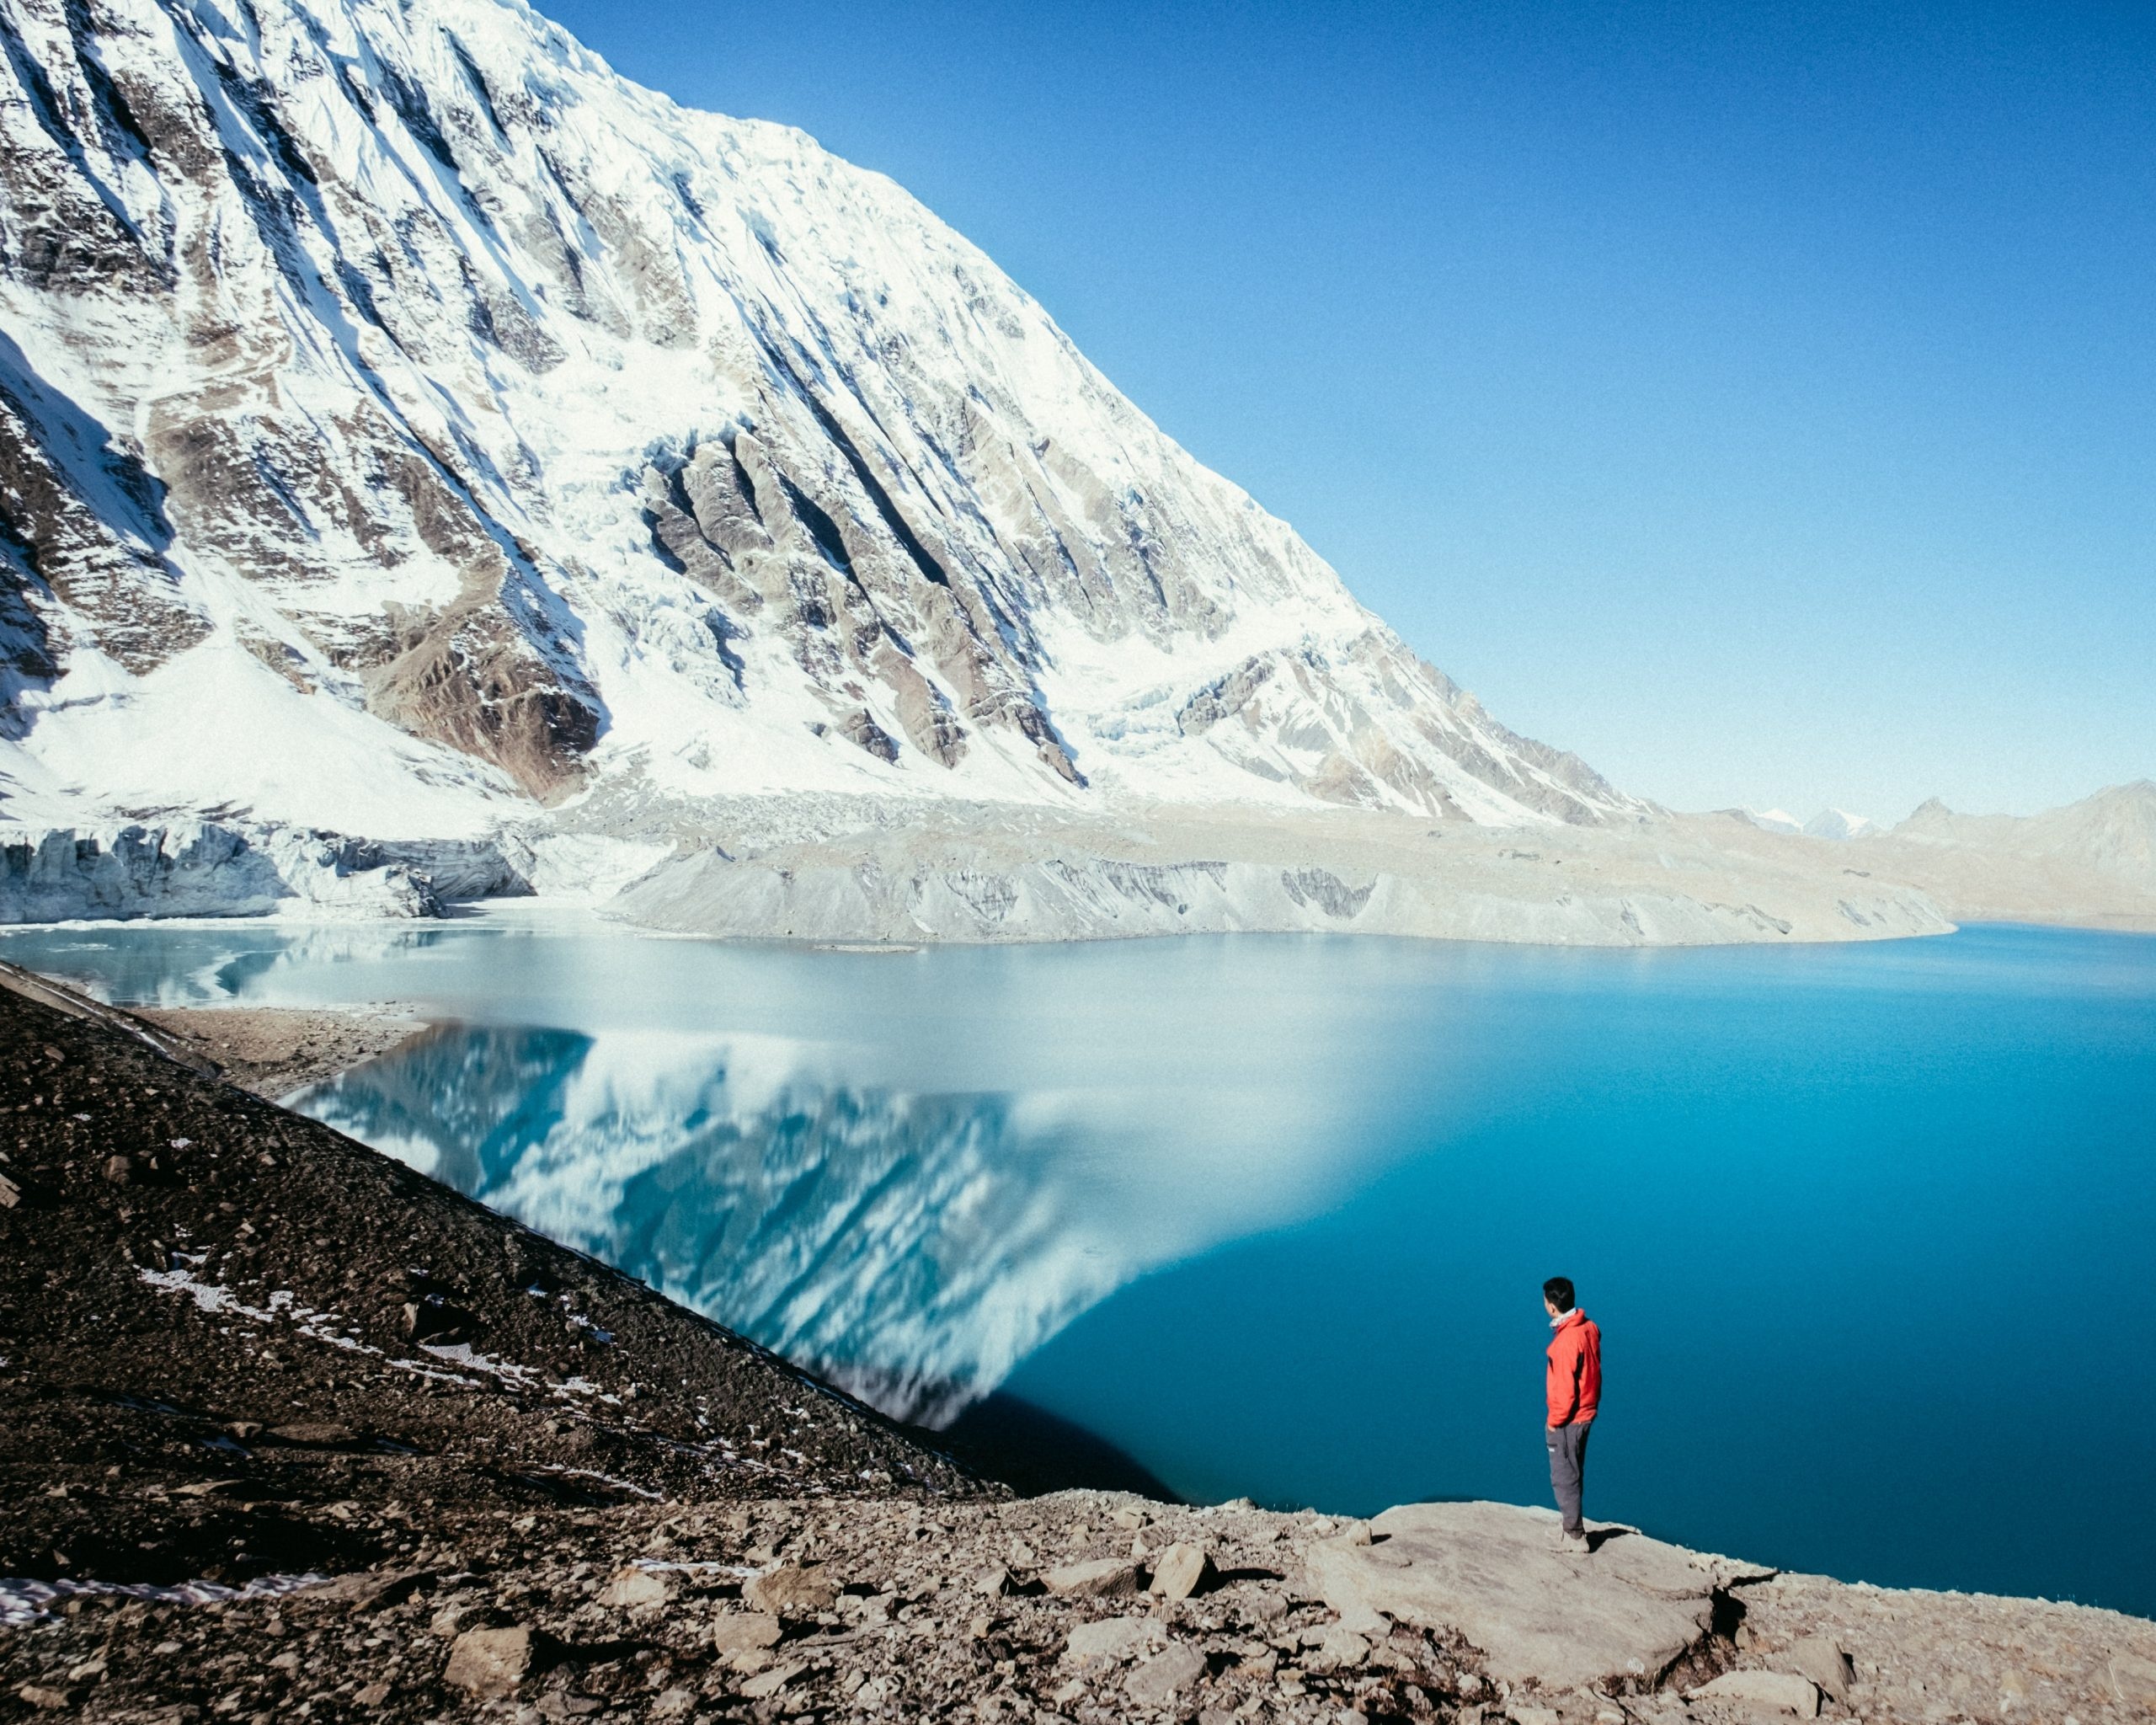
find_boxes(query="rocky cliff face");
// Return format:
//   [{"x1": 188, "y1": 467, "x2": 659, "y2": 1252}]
[{"x1": 0, "y1": 0, "x2": 1637, "y2": 853}]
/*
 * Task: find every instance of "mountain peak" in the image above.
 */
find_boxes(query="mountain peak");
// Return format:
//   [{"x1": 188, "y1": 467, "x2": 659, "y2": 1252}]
[
  {"x1": 0, "y1": 0, "x2": 1636, "y2": 841},
  {"x1": 1803, "y1": 809, "x2": 1878, "y2": 841}
]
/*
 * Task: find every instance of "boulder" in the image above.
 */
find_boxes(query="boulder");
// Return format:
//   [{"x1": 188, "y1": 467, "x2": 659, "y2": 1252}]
[
  {"x1": 1043, "y1": 1558, "x2": 1142, "y2": 1599},
  {"x1": 1784, "y1": 1635, "x2": 1854, "y2": 1704},
  {"x1": 1149, "y1": 1541, "x2": 1213, "y2": 1600},
  {"x1": 1687, "y1": 1669, "x2": 1821, "y2": 1717},
  {"x1": 1305, "y1": 1501, "x2": 1760, "y2": 1690},
  {"x1": 1308, "y1": 1624, "x2": 1369, "y2": 1670},
  {"x1": 972, "y1": 1564, "x2": 1011, "y2": 1598},
  {"x1": 443, "y1": 1626, "x2": 531, "y2": 1696},
  {"x1": 711, "y1": 1611, "x2": 783, "y2": 1655},
  {"x1": 600, "y1": 1566, "x2": 670, "y2": 1607},
  {"x1": 744, "y1": 1562, "x2": 837, "y2": 1616},
  {"x1": 1123, "y1": 1642, "x2": 1208, "y2": 1705}
]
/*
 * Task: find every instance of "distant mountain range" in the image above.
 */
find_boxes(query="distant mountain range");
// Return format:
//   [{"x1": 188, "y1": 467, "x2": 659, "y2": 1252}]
[
  {"x1": 1730, "y1": 807, "x2": 1880, "y2": 841},
  {"x1": 1881, "y1": 779, "x2": 2156, "y2": 893},
  {"x1": 1708, "y1": 782, "x2": 2155, "y2": 933},
  {"x1": 1726, "y1": 782, "x2": 2154, "y2": 885}
]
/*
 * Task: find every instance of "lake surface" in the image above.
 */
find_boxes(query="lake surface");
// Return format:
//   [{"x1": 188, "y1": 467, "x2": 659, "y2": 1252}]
[{"x1": 8, "y1": 913, "x2": 2153, "y2": 1616}]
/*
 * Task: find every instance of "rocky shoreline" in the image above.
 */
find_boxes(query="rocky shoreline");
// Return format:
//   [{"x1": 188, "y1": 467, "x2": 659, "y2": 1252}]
[{"x1": 3, "y1": 969, "x2": 2152, "y2": 1724}]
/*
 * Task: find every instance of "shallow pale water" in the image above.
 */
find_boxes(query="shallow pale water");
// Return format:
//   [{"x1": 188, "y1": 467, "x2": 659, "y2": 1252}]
[{"x1": 8, "y1": 914, "x2": 2152, "y2": 1616}]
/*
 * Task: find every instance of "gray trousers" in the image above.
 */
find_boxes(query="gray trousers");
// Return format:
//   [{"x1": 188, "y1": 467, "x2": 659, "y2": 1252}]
[{"x1": 1546, "y1": 1420, "x2": 1592, "y2": 1535}]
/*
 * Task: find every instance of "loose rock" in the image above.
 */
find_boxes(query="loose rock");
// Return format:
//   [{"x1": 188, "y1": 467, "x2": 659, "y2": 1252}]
[
  {"x1": 739, "y1": 1661, "x2": 805, "y2": 1699},
  {"x1": 712, "y1": 1610, "x2": 783, "y2": 1655},
  {"x1": 1784, "y1": 1633, "x2": 1854, "y2": 1704},
  {"x1": 599, "y1": 1564, "x2": 670, "y2": 1607},
  {"x1": 1124, "y1": 1642, "x2": 1209, "y2": 1704},
  {"x1": 1311, "y1": 1624, "x2": 1369, "y2": 1669},
  {"x1": 1043, "y1": 1557, "x2": 1143, "y2": 1598},
  {"x1": 1687, "y1": 1668, "x2": 1821, "y2": 1717},
  {"x1": 744, "y1": 1562, "x2": 838, "y2": 1616},
  {"x1": 1149, "y1": 1539, "x2": 1214, "y2": 1600},
  {"x1": 1064, "y1": 1617, "x2": 1161, "y2": 1666},
  {"x1": 300, "y1": 1568, "x2": 430, "y2": 1611},
  {"x1": 442, "y1": 1625, "x2": 532, "y2": 1697}
]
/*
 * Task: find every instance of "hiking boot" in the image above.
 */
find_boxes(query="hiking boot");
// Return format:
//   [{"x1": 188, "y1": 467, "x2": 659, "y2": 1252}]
[{"x1": 1556, "y1": 1530, "x2": 1591, "y2": 1556}]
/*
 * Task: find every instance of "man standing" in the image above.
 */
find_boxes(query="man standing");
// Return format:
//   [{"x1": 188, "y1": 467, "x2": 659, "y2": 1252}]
[{"x1": 1543, "y1": 1275, "x2": 1600, "y2": 1555}]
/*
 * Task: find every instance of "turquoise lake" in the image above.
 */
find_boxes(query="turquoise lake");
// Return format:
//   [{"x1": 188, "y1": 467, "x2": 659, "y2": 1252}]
[{"x1": 7, "y1": 915, "x2": 2152, "y2": 1616}]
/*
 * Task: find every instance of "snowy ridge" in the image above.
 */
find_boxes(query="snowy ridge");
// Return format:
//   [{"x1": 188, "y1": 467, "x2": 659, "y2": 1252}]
[
  {"x1": 1802, "y1": 808, "x2": 1878, "y2": 841},
  {"x1": 1727, "y1": 805, "x2": 1878, "y2": 841},
  {"x1": 0, "y1": 0, "x2": 1639, "y2": 884}
]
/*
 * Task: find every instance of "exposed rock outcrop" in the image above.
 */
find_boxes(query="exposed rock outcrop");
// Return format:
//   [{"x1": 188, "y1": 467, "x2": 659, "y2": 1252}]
[{"x1": 1305, "y1": 1503, "x2": 1773, "y2": 1690}]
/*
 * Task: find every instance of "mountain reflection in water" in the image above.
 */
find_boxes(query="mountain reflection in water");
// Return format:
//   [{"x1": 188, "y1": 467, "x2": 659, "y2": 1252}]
[
  {"x1": 301, "y1": 1024, "x2": 1184, "y2": 1423},
  {"x1": 6, "y1": 917, "x2": 2153, "y2": 1612}
]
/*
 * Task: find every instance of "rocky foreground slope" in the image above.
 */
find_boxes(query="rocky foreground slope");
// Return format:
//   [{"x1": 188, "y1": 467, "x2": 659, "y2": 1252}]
[{"x1": 4, "y1": 972, "x2": 2154, "y2": 1725}]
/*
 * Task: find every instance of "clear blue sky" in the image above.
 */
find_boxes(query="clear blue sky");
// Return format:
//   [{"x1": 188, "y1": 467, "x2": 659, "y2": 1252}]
[{"x1": 542, "y1": 0, "x2": 2153, "y2": 820}]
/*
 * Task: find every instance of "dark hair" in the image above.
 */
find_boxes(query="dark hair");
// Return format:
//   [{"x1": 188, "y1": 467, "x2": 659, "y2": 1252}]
[{"x1": 1543, "y1": 1277, "x2": 1576, "y2": 1312}]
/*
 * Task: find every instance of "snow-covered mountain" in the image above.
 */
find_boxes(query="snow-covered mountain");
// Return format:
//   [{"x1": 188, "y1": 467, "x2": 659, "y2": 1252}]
[
  {"x1": 0, "y1": 0, "x2": 1636, "y2": 866},
  {"x1": 1726, "y1": 806, "x2": 1876, "y2": 841},
  {"x1": 1802, "y1": 809, "x2": 1877, "y2": 841}
]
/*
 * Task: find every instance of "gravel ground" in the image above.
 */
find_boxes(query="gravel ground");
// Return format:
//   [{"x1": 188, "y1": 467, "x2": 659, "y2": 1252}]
[{"x1": 131, "y1": 1007, "x2": 428, "y2": 1099}]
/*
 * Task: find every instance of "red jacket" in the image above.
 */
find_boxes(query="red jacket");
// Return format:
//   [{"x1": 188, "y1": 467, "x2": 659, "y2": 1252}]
[{"x1": 1546, "y1": 1309, "x2": 1601, "y2": 1427}]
